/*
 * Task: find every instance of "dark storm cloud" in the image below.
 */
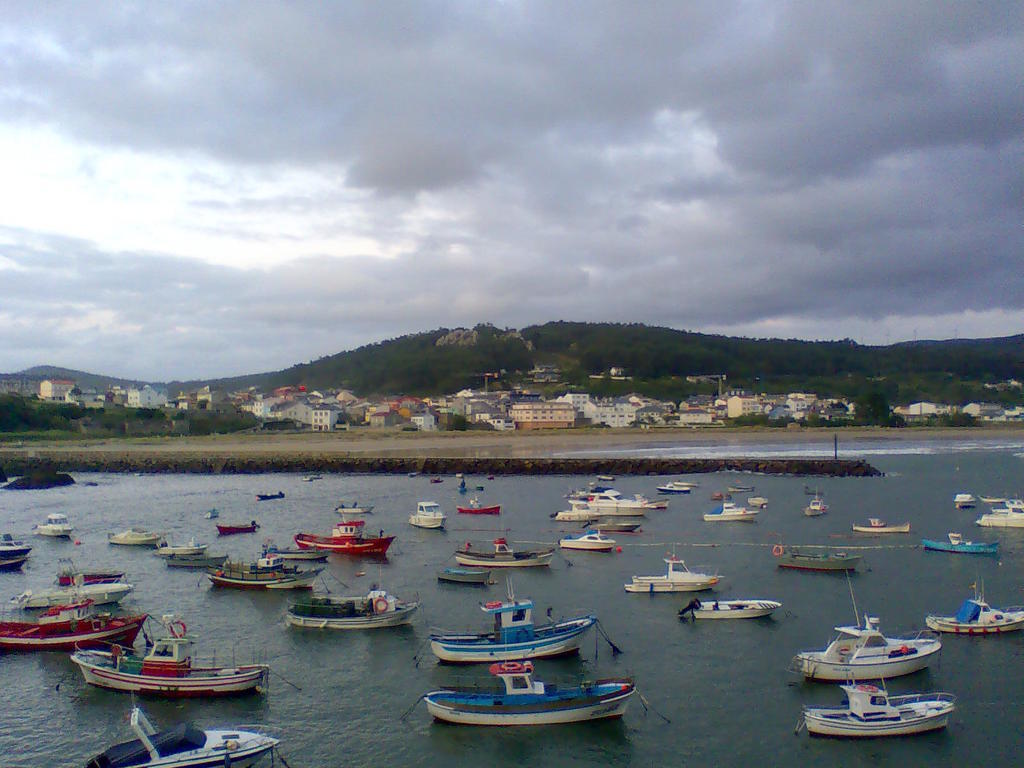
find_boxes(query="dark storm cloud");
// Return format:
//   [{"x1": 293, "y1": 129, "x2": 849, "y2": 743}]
[{"x1": 1, "y1": 1, "x2": 1022, "y2": 377}]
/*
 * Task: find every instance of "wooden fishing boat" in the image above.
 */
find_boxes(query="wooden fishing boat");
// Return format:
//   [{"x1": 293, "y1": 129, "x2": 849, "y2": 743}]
[
  {"x1": 429, "y1": 592, "x2": 596, "y2": 663},
  {"x1": 437, "y1": 567, "x2": 492, "y2": 585},
  {"x1": 256, "y1": 491, "x2": 284, "y2": 501},
  {"x1": 0, "y1": 600, "x2": 146, "y2": 651},
  {"x1": 922, "y1": 532, "x2": 998, "y2": 555},
  {"x1": 925, "y1": 594, "x2": 1024, "y2": 634},
  {"x1": 423, "y1": 660, "x2": 635, "y2": 725},
  {"x1": 261, "y1": 542, "x2": 328, "y2": 561},
  {"x1": 802, "y1": 684, "x2": 955, "y2": 738},
  {"x1": 774, "y1": 546, "x2": 859, "y2": 572},
  {"x1": 70, "y1": 616, "x2": 269, "y2": 696},
  {"x1": 154, "y1": 538, "x2": 208, "y2": 557},
  {"x1": 164, "y1": 553, "x2": 229, "y2": 569},
  {"x1": 852, "y1": 519, "x2": 910, "y2": 534},
  {"x1": 56, "y1": 560, "x2": 125, "y2": 586},
  {"x1": 335, "y1": 501, "x2": 375, "y2": 515},
  {"x1": 679, "y1": 598, "x2": 782, "y2": 620},
  {"x1": 216, "y1": 521, "x2": 260, "y2": 536},
  {"x1": 207, "y1": 554, "x2": 322, "y2": 589},
  {"x1": 456, "y1": 498, "x2": 501, "y2": 515},
  {"x1": 285, "y1": 589, "x2": 419, "y2": 629},
  {"x1": 84, "y1": 707, "x2": 279, "y2": 768},
  {"x1": 454, "y1": 538, "x2": 554, "y2": 568},
  {"x1": 624, "y1": 556, "x2": 720, "y2": 593},
  {"x1": 791, "y1": 614, "x2": 941, "y2": 681},
  {"x1": 293, "y1": 519, "x2": 395, "y2": 556}
]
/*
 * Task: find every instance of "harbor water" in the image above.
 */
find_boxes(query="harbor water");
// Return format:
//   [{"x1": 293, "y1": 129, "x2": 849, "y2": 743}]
[{"x1": 2, "y1": 437, "x2": 1024, "y2": 767}]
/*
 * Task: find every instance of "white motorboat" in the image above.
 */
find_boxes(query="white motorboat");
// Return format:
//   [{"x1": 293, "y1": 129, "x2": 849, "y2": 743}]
[
  {"x1": 979, "y1": 495, "x2": 1005, "y2": 504},
  {"x1": 154, "y1": 538, "x2": 208, "y2": 557},
  {"x1": 409, "y1": 501, "x2": 446, "y2": 529},
  {"x1": 703, "y1": 502, "x2": 759, "y2": 522},
  {"x1": 84, "y1": 706, "x2": 279, "y2": 768},
  {"x1": 851, "y1": 519, "x2": 911, "y2": 534},
  {"x1": 925, "y1": 594, "x2": 1024, "y2": 634},
  {"x1": 0, "y1": 533, "x2": 32, "y2": 558},
  {"x1": 559, "y1": 530, "x2": 616, "y2": 552},
  {"x1": 791, "y1": 614, "x2": 941, "y2": 681},
  {"x1": 553, "y1": 502, "x2": 606, "y2": 521},
  {"x1": 584, "y1": 489, "x2": 657, "y2": 513},
  {"x1": 976, "y1": 507, "x2": 1024, "y2": 528},
  {"x1": 12, "y1": 579, "x2": 135, "y2": 609},
  {"x1": 953, "y1": 493, "x2": 976, "y2": 509},
  {"x1": 746, "y1": 496, "x2": 769, "y2": 509},
  {"x1": 286, "y1": 588, "x2": 420, "y2": 629},
  {"x1": 657, "y1": 480, "x2": 696, "y2": 494},
  {"x1": 680, "y1": 598, "x2": 781, "y2": 620},
  {"x1": 624, "y1": 556, "x2": 720, "y2": 593},
  {"x1": 335, "y1": 501, "x2": 375, "y2": 515},
  {"x1": 804, "y1": 496, "x2": 828, "y2": 516},
  {"x1": 802, "y1": 683, "x2": 955, "y2": 738},
  {"x1": 108, "y1": 528, "x2": 162, "y2": 547},
  {"x1": 32, "y1": 513, "x2": 73, "y2": 538}
]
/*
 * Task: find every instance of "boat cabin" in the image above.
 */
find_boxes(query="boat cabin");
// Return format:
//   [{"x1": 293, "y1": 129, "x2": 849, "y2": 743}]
[
  {"x1": 39, "y1": 600, "x2": 94, "y2": 625},
  {"x1": 331, "y1": 520, "x2": 367, "y2": 538},
  {"x1": 254, "y1": 554, "x2": 286, "y2": 571},
  {"x1": 488, "y1": 661, "x2": 544, "y2": 696},
  {"x1": 46, "y1": 513, "x2": 70, "y2": 525},
  {"x1": 842, "y1": 684, "x2": 897, "y2": 720},
  {"x1": 492, "y1": 538, "x2": 513, "y2": 555},
  {"x1": 482, "y1": 598, "x2": 536, "y2": 643},
  {"x1": 138, "y1": 632, "x2": 193, "y2": 677},
  {"x1": 417, "y1": 502, "x2": 442, "y2": 516}
]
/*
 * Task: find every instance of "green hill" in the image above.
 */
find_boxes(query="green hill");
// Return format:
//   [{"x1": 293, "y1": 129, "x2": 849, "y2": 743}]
[{"x1": 180, "y1": 322, "x2": 1024, "y2": 405}]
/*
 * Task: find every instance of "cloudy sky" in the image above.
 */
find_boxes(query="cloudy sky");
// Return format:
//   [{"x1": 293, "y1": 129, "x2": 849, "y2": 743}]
[{"x1": 2, "y1": 2, "x2": 1022, "y2": 380}]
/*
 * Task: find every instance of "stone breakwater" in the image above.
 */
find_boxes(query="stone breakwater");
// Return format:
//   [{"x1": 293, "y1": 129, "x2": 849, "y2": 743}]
[{"x1": 1, "y1": 455, "x2": 881, "y2": 477}]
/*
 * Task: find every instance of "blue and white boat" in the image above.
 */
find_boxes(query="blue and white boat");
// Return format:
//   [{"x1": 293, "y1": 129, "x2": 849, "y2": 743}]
[
  {"x1": 922, "y1": 532, "x2": 998, "y2": 555},
  {"x1": 423, "y1": 660, "x2": 634, "y2": 725},
  {"x1": 429, "y1": 590, "x2": 596, "y2": 664}
]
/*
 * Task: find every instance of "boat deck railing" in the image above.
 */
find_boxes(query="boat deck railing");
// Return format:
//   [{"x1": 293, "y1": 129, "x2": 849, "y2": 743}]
[{"x1": 888, "y1": 692, "x2": 956, "y2": 706}]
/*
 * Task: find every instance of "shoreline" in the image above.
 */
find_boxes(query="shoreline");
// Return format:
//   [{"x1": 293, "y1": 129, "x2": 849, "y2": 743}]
[{"x1": 2, "y1": 425, "x2": 1020, "y2": 478}]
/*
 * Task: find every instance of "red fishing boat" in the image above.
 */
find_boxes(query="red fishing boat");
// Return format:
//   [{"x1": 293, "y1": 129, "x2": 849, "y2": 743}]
[
  {"x1": 0, "y1": 600, "x2": 146, "y2": 652},
  {"x1": 217, "y1": 520, "x2": 260, "y2": 536},
  {"x1": 56, "y1": 559, "x2": 125, "y2": 587},
  {"x1": 294, "y1": 519, "x2": 394, "y2": 556},
  {"x1": 456, "y1": 498, "x2": 502, "y2": 515}
]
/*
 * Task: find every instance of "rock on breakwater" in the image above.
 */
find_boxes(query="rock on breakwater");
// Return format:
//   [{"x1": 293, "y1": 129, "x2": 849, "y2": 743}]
[{"x1": 1, "y1": 454, "x2": 881, "y2": 477}]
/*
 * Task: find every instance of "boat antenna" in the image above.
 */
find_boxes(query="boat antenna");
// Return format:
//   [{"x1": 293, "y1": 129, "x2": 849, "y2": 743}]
[
  {"x1": 845, "y1": 571, "x2": 859, "y2": 625},
  {"x1": 505, "y1": 574, "x2": 514, "y2": 602}
]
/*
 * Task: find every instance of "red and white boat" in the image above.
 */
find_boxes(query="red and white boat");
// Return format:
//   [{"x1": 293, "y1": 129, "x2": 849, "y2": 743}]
[
  {"x1": 0, "y1": 600, "x2": 146, "y2": 651},
  {"x1": 70, "y1": 616, "x2": 269, "y2": 697},
  {"x1": 456, "y1": 498, "x2": 501, "y2": 515},
  {"x1": 294, "y1": 519, "x2": 394, "y2": 556},
  {"x1": 56, "y1": 559, "x2": 125, "y2": 587}
]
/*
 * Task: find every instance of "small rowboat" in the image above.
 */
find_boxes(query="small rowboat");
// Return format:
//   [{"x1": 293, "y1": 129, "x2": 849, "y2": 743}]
[
  {"x1": 802, "y1": 684, "x2": 955, "y2": 738},
  {"x1": 774, "y1": 546, "x2": 860, "y2": 572},
  {"x1": 262, "y1": 543, "x2": 328, "y2": 561},
  {"x1": 437, "y1": 567, "x2": 492, "y2": 585},
  {"x1": 679, "y1": 598, "x2": 782, "y2": 620},
  {"x1": 586, "y1": 518, "x2": 642, "y2": 533},
  {"x1": 922, "y1": 532, "x2": 998, "y2": 555},
  {"x1": 456, "y1": 498, "x2": 501, "y2": 515},
  {"x1": 155, "y1": 538, "x2": 208, "y2": 557},
  {"x1": 335, "y1": 502, "x2": 375, "y2": 515},
  {"x1": 852, "y1": 519, "x2": 910, "y2": 534},
  {"x1": 727, "y1": 484, "x2": 754, "y2": 493},
  {"x1": 108, "y1": 528, "x2": 162, "y2": 547},
  {"x1": 216, "y1": 521, "x2": 260, "y2": 536},
  {"x1": 423, "y1": 660, "x2": 634, "y2": 725},
  {"x1": 256, "y1": 491, "x2": 284, "y2": 501},
  {"x1": 207, "y1": 554, "x2": 322, "y2": 590},
  {"x1": 165, "y1": 553, "x2": 229, "y2": 569},
  {"x1": 454, "y1": 538, "x2": 554, "y2": 568}
]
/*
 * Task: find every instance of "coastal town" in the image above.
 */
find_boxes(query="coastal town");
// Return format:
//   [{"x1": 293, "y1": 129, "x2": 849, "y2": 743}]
[{"x1": 6, "y1": 370, "x2": 1023, "y2": 435}]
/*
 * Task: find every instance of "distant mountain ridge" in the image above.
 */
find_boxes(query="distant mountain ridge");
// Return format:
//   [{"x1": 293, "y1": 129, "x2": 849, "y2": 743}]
[
  {"x1": 5, "y1": 366, "x2": 154, "y2": 392},
  {"x1": 11, "y1": 323, "x2": 1024, "y2": 402}
]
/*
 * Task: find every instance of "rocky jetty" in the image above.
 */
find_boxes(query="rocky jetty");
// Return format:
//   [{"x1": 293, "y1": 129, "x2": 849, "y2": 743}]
[
  {"x1": 1, "y1": 455, "x2": 880, "y2": 478},
  {"x1": 3, "y1": 465, "x2": 76, "y2": 490}
]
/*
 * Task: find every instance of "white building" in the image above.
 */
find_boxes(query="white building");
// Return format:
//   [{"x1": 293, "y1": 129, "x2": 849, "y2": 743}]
[
  {"x1": 726, "y1": 395, "x2": 763, "y2": 419},
  {"x1": 589, "y1": 400, "x2": 638, "y2": 428},
  {"x1": 311, "y1": 404, "x2": 342, "y2": 431},
  {"x1": 127, "y1": 385, "x2": 168, "y2": 409},
  {"x1": 411, "y1": 411, "x2": 438, "y2": 431},
  {"x1": 39, "y1": 379, "x2": 75, "y2": 401},
  {"x1": 555, "y1": 393, "x2": 592, "y2": 415}
]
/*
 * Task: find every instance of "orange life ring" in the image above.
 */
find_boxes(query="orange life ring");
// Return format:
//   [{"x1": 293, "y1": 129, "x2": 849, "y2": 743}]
[
  {"x1": 500, "y1": 661, "x2": 525, "y2": 673},
  {"x1": 374, "y1": 597, "x2": 389, "y2": 613},
  {"x1": 169, "y1": 620, "x2": 187, "y2": 638},
  {"x1": 771, "y1": 544, "x2": 784, "y2": 557}
]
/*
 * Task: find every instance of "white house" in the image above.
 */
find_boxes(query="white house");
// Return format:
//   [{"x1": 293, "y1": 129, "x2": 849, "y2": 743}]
[
  {"x1": 411, "y1": 411, "x2": 438, "y2": 431},
  {"x1": 273, "y1": 400, "x2": 315, "y2": 426},
  {"x1": 311, "y1": 404, "x2": 343, "y2": 431},
  {"x1": 127, "y1": 385, "x2": 167, "y2": 409},
  {"x1": 589, "y1": 399, "x2": 638, "y2": 428},
  {"x1": 39, "y1": 379, "x2": 75, "y2": 401},
  {"x1": 556, "y1": 393, "x2": 592, "y2": 415},
  {"x1": 962, "y1": 402, "x2": 1006, "y2": 421}
]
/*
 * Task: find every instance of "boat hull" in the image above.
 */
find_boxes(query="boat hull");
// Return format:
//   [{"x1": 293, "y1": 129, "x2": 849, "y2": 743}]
[
  {"x1": 430, "y1": 616, "x2": 596, "y2": 663},
  {"x1": 0, "y1": 554, "x2": 29, "y2": 571},
  {"x1": 457, "y1": 505, "x2": 501, "y2": 515},
  {"x1": 925, "y1": 615, "x2": 1024, "y2": 634},
  {"x1": 703, "y1": 513, "x2": 758, "y2": 522},
  {"x1": 285, "y1": 604, "x2": 418, "y2": 629},
  {"x1": 86, "y1": 728, "x2": 278, "y2": 768},
  {"x1": 690, "y1": 600, "x2": 781, "y2": 619},
  {"x1": 424, "y1": 683, "x2": 634, "y2": 725},
  {"x1": 0, "y1": 615, "x2": 145, "y2": 651},
  {"x1": 207, "y1": 567, "x2": 322, "y2": 589},
  {"x1": 70, "y1": 651, "x2": 268, "y2": 696},
  {"x1": 921, "y1": 539, "x2": 998, "y2": 555},
  {"x1": 852, "y1": 523, "x2": 910, "y2": 534},
  {"x1": 438, "y1": 568, "x2": 492, "y2": 584},
  {"x1": 976, "y1": 514, "x2": 1024, "y2": 528},
  {"x1": 793, "y1": 644, "x2": 940, "y2": 681},
  {"x1": 165, "y1": 555, "x2": 228, "y2": 569},
  {"x1": 777, "y1": 555, "x2": 860, "y2": 572},
  {"x1": 454, "y1": 550, "x2": 554, "y2": 568},
  {"x1": 293, "y1": 533, "x2": 394, "y2": 555},
  {"x1": 804, "y1": 705, "x2": 952, "y2": 737},
  {"x1": 15, "y1": 582, "x2": 134, "y2": 608},
  {"x1": 409, "y1": 516, "x2": 445, "y2": 529}
]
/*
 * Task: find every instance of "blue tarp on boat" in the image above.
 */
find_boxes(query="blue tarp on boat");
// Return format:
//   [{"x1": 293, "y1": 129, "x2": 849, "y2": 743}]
[{"x1": 955, "y1": 599, "x2": 982, "y2": 623}]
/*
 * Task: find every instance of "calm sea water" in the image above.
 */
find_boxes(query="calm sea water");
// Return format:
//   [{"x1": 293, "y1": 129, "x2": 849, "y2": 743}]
[{"x1": 2, "y1": 438, "x2": 1024, "y2": 767}]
